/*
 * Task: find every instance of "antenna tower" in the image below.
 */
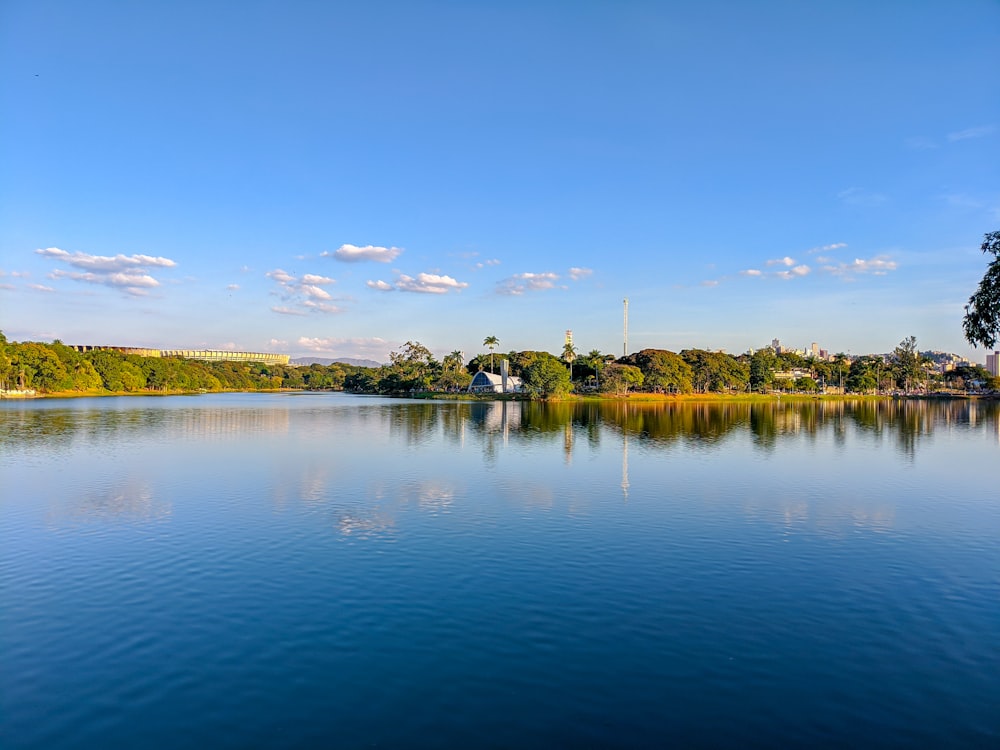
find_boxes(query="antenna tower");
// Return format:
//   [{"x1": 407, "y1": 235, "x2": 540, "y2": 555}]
[{"x1": 623, "y1": 298, "x2": 629, "y2": 357}]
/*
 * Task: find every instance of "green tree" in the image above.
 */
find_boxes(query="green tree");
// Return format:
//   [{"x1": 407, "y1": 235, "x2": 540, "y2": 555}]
[
  {"x1": 749, "y1": 348, "x2": 777, "y2": 391},
  {"x1": 892, "y1": 336, "x2": 924, "y2": 392},
  {"x1": 625, "y1": 349, "x2": 693, "y2": 393},
  {"x1": 600, "y1": 363, "x2": 644, "y2": 395},
  {"x1": 0, "y1": 331, "x2": 13, "y2": 390},
  {"x1": 962, "y1": 230, "x2": 1000, "y2": 349},
  {"x1": 344, "y1": 369, "x2": 378, "y2": 393},
  {"x1": 944, "y1": 364, "x2": 993, "y2": 392},
  {"x1": 86, "y1": 349, "x2": 147, "y2": 391},
  {"x1": 436, "y1": 351, "x2": 472, "y2": 391},
  {"x1": 381, "y1": 341, "x2": 440, "y2": 392},
  {"x1": 794, "y1": 376, "x2": 819, "y2": 393},
  {"x1": 847, "y1": 356, "x2": 881, "y2": 394},
  {"x1": 443, "y1": 350, "x2": 465, "y2": 373},
  {"x1": 562, "y1": 341, "x2": 577, "y2": 381},
  {"x1": 8, "y1": 342, "x2": 69, "y2": 392},
  {"x1": 522, "y1": 353, "x2": 572, "y2": 398},
  {"x1": 483, "y1": 336, "x2": 499, "y2": 373},
  {"x1": 580, "y1": 349, "x2": 608, "y2": 389},
  {"x1": 681, "y1": 349, "x2": 749, "y2": 393}
]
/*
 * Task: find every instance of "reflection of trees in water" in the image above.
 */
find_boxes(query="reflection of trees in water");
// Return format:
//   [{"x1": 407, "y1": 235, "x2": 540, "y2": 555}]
[
  {"x1": 505, "y1": 399, "x2": 999, "y2": 457},
  {"x1": 386, "y1": 402, "x2": 441, "y2": 446},
  {"x1": 1, "y1": 403, "x2": 292, "y2": 452},
  {"x1": 419, "y1": 398, "x2": 1000, "y2": 458},
  {"x1": 7, "y1": 395, "x2": 996, "y2": 462}
]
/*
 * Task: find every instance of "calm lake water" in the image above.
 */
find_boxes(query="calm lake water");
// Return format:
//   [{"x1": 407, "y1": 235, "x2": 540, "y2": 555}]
[{"x1": 2, "y1": 393, "x2": 999, "y2": 748}]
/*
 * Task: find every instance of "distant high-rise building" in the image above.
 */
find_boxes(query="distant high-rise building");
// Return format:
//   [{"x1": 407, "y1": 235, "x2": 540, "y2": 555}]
[
  {"x1": 771, "y1": 338, "x2": 781, "y2": 352},
  {"x1": 987, "y1": 351, "x2": 1000, "y2": 377},
  {"x1": 810, "y1": 342, "x2": 819, "y2": 357}
]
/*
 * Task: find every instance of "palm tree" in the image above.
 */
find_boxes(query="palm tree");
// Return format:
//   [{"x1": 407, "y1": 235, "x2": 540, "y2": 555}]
[
  {"x1": 483, "y1": 336, "x2": 499, "y2": 373},
  {"x1": 562, "y1": 342, "x2": 577, "y2": 381},
  {"x1": 443, "y1": 350, "x2": 464, "y2": 373},
  {"x1": 586, "y1": 348, "x2": 604, "y2": 389}
]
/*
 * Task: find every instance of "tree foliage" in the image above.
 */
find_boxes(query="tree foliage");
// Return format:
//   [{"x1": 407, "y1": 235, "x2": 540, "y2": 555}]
[
  {"x1": 680, "y1": 349, "x2": 749, "y2": 393},
  {"x1": 483, "y1": 335, "x2": 499, "y2": 373},
  {"x1": 600, "y1": 363, "x2": 644, "y2": 395},
  {"x1": 0, "y1": 337, "x2": 369, "y2": 394},
  {"x1": 521, "y1": 353, "x2": 573, "y2": 398},
  {"x1": 622, "y1": 349, "x2": 693, "y2": 393},
  {"x1": 847, "y1": 355, "x2": 883, "y2": 394},
  {"x1": 962, "y1": 231, "x2": 1000, "y2": 349},
  {"x1": 892, "y1": 336, "x2": 925, "y2": 391},
  {"x1": 748, "y1": 348, "x2": 777, "y2": 391}
]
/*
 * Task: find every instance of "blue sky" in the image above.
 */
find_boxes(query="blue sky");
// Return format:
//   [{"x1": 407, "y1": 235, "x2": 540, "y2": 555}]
[{"x1": 1, "y1": 1, "x2": 998, "y2": 364}]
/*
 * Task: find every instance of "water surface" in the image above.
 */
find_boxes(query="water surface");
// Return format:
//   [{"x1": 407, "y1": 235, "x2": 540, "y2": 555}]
[{"x1": 2, "y1": 394, "x2": 998, "y2": 748}]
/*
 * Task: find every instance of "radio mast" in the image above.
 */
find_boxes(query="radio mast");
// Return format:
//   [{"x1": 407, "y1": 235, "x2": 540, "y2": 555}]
[{"x1": 623, "y1": 298, "x2": 629, "y2": 357}]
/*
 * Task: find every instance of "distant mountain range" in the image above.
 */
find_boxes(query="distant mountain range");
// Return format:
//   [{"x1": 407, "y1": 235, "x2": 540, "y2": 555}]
[{"x1": 291, "y1": 356, "x2": 382, "y2": 368}]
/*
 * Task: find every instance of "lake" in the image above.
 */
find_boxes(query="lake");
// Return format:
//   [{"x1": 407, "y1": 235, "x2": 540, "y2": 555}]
[{"x1": 2, "y1": 394, "x2": 998, "y2": 748}]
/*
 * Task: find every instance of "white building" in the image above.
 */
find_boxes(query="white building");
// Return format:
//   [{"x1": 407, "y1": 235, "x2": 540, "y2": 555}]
[{"x1": 468, "y1": 370, "x2": 523, "y2": 394}]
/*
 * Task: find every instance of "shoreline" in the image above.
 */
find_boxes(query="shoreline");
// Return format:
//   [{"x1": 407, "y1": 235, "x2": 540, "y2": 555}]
[{"x1": 7, "y1": 389, "x2": 996, "y2": 403}]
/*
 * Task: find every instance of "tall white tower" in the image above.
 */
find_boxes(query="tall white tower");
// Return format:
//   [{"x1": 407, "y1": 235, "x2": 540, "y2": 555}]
[{"x1": 623, "y1": 298, "x2": 629, "y2": 357}]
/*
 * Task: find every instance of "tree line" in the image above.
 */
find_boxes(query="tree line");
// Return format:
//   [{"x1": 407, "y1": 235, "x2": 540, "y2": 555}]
[
  {"x1": 2, "y1": 332, "x2": 996, "y2": 398},
  {"x1": 341, "y1": 336, "x2": 998, "y2": 398},
  {"x1": 0, "y1": 334, "x2": 364, "y2": 394}
]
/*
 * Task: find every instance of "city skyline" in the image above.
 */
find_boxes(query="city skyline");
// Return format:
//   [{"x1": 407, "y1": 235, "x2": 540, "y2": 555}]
[{"x1": 2, "y1": 2, "x2": 998, "y2": 364}]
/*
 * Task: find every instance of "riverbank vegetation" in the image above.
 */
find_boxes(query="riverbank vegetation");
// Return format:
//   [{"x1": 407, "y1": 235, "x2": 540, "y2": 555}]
[{"x1": 2, "y1": 332, "x2": 996, "y2": 399}]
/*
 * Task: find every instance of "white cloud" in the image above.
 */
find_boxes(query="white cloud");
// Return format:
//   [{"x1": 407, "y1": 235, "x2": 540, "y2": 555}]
[
  {"x1": 774, "y1": 265, "x2": 810, "y2": 280},
  {"x1": 822, "y1": 256, "x2": 898, "y2": 278},
  {"x1": 367, "y1": 279, "x2": 394, "y2": 291},
  {"x1": 266, "y1": 268, "x2": 341, "y2": 314},
  {"x1": 266, "y1": 268, "x2": 296, "y2": 285},
  {"x1": 496, "y1": 271, "x2": 560, "y2": 295},
  {"x1": 0, "y1": 283, "x2": 15, "y2": 290},
  {"x1": 37, "y1": 246, "x2": 177, "y2": 296},
  {"x1": 905, "y1": 136, "x2": 938, "y2": 150},
  {"x1": 324, "y1": 244, "x2": 402, "y2": 263},
  {"x1": 28, "y1": 283, "x2": 54, "y2": 292},
  {"x1": 701, "y1": 280, "x2": 719, "y2": 287},
  {"x1": 49, "y1": 268, "x2": 160, "y2": 295},
  {"x1": 568, "y1": 267, "x2": 593, "y2": 281},
  {"x1": 302, "y1": 300, "x2": 342, "y2": 313},
  {"x1": 298, "y1": 336, "x2": 389, "y2": 360},
  {"x1": 947, "y1": 125, "x2": 995, "y2": 142},
  {"x1": 36, "y1": 247, "x2": 176, "y2": 271},
  {"x1": 740, "y1": 269, "x2": 762, "y2": 277},
  {"x1": 396, "y1": 273, "x2": 468, "y2": 294},
  {"x1": 301, "y1": 284, "x2": 332, "y2": 300},
  {"x1": 808, "y1": 243, "x2": 847, "y2": 254},
  {"x1": 227, "y1": 283, "x2": 240, "y2": 291},
  {"x1": 268, "y1": 339, "x2": 288, "y2": 349},
  {"x1": 766, "y1": 256, "x2": 796, "y2": 267}
]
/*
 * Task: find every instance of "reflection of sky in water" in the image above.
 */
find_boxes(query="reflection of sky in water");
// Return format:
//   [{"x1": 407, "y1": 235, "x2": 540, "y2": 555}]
[
  {"x1": 56, "y1": 479, "x2": 170, "y2": 525},
  {"x1": 3, "y1": 393, "x2": 999, "y2": 748},
  {"x1": 2, "y1": 395, "x2": 997, "y2": 541}
]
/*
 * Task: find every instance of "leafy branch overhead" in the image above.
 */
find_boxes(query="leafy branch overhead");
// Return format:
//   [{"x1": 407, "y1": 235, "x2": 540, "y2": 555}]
[{"x1": 962, "y1": 231, "x2": 1000, "y2": 349}]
